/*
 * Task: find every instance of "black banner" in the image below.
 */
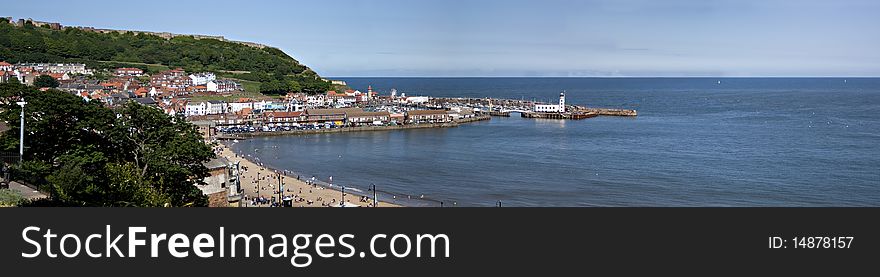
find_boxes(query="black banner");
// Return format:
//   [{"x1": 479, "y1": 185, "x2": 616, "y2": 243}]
[{"x1": 0, "y1": 208, "x2": 876, "y2": 275}]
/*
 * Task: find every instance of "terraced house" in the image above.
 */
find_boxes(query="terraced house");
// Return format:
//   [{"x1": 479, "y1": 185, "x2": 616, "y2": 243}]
[
  {"x1": 406, "y1": 110, "x2": 453, "y2": 124},
  {"x1": 346, "y1": 110, "x2": 391, "y2": 126}
]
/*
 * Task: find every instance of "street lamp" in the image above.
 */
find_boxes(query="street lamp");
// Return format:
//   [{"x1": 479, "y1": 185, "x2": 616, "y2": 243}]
[
  {"x1": 16, "y1": 99, "x2": 26, "y2": 164},
  {"x1": 278, "y1": 174, "x2": 283, "y2": 207},
  {"x1": 256, "y1": 172, "x2": 261, "y2": 206},
  {"x1": 372, "y1": 183, "x2": 377, "y2": 208}
]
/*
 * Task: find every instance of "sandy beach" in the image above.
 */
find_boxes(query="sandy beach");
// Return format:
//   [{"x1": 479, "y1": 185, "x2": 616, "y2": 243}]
[{"x1": 217, "y1": 144, "x2": 400, "y2": 207}]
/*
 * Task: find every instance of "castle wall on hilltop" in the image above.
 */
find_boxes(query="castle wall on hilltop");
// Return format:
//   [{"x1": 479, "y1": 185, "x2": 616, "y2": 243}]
[{"x1": 3, "y1": 17, "x2": 267, "y2": 49}]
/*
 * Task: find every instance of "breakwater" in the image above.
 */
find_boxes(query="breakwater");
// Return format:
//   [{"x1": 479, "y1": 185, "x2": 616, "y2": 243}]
[
  {"x1": 429, "y1": 97, "x2": 637, "y2": 117},
  {"x1": 578, "y1": 108, "x2": 638, "y2": 116}
]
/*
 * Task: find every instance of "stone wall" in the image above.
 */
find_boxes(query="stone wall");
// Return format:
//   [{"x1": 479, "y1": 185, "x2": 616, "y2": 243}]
[{"x1": 206, "y1": 191, "x2": 228, "y2": 207}]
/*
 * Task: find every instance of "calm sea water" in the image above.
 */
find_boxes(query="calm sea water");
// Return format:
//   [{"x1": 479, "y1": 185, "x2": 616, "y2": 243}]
[{"x1": 231, "y1": 78, "x2": 880, "y2": 207}]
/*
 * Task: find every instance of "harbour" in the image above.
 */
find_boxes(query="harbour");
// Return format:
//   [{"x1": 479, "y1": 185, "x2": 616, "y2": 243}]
[
  {"x1": 231, "y1": 77, "x2": 880, "y2": 207},
  {"x1": 428, "y1": 92, "x2": 638, "y2": 120}
]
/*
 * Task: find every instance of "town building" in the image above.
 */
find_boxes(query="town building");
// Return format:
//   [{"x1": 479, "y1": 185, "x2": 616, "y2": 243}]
[
  {"x1": 228, "y1": 100, "x2": 266, "y2": 114},
  {"x1": 47, "y1": 72, "x2": 70, "y2": 81},
  {"x1": 207, "y1": 100, "x2": 227, "y2": 115},
  {"x1": 305, "y1": 108, "x2": 361, "y2": 125},
  {"x1": 197, "y1": 157, "x2": 242, "y2": 207},
  {"x1": 57, "y1": 80, "x2": 105, "y2": 93},
  {"x1": 306, "y1": 94, "x2": 327, "y2": 107},
  {"x1": 346, "y1": 110, "x2": 391, "y2": 126},
  {"x1": 189, "y1": 72, "x2": 216, "y2": 86},
  {"x1": 16, "y1": 73, "x2": 36, "y2": 86},
  {"x1": 390, "y1": 112, "x2": 405, "y2": 124},
  {"x1": 131, "y1": 98, "x2": 158, "y2": 107},
  {"x1": 185, "y1": 101, "x2": 208, "y2": 116},
  {"x1": 17, "y1": 63, "x2": 92, "y2": 75},
  {"x1": 405, "y1": 96, "x2": 430, "y2": 104},
  {"x1": 206, "y1": 79, "x2": 240, "y2": 92},
  {"x1": 264, "y1": 111, "x2": 305, "y2": 127},
  {"x1": 115, "y1": 68, "x2": 144, "y2": 77},
  {"x1": 150, "y1": 69, "x2": 191, "y2": 89},
  {"x1": 286, "y1": 99, "x2": 305, "y2": 112},
  {"x1": 406, "y1": 109, "x2": 453, "y2": 124},
  {"x1": 0, "y1": 61, "x2": 13, "y2": 71},
  {"x1": 447, "y1": 107, "x2": 477, "y2": 120}
]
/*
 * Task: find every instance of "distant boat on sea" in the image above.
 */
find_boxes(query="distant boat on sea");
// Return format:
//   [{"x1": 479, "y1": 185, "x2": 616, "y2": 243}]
[{"x1": 717, "y1": 80, "x2": 722, "y2": 84}]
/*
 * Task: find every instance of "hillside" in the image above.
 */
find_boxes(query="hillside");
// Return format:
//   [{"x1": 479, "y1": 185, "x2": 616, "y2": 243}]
[{"x1": 0, "y1": 19, "x2": 330, "y2": 94}]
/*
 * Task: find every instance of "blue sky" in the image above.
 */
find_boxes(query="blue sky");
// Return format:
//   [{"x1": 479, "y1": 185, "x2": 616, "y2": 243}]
[{"x1": 4, "y1": 0, "x2": 879, "y2": 76}]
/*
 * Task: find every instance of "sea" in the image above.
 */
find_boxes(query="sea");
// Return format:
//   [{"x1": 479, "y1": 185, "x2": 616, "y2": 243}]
[{"x1": 229, "y1": 78, "x2": 880, "y2": 207}]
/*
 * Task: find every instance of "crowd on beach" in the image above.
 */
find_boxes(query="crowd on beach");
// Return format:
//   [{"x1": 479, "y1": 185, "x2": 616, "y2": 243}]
[{"x1": 216, "y1": 145, "x2": 399, "y2": 208}]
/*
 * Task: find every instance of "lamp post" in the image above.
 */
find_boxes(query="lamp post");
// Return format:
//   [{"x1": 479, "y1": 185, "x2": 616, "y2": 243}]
[
  {"x1": 372, "y1": 183, "x2": 377, "y2": 208},
  {"x1": 16, "y1": 99, "x2": 26, "y2": 164},
  {"x1": 278, "y1": 174, "x2": 283, "y2": 207},
  {"x1": 256, "y1": 172, "x2": 261, "y2": 205}
]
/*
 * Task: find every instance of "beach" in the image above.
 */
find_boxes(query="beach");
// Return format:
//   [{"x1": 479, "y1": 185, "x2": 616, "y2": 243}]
[{"x1": 217, "y1": 143, "x2": 400, "y2": 207}]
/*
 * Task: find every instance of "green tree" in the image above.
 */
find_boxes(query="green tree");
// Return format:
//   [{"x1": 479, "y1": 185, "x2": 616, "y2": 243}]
[
  {"x1": 0, "y1": 83, "x2": 214, "y2": 207},
  {"x1": 109, "y1": 102, "x2": 214, "y2": 206},
  {"x1": 33, "y1": 75, "x2": 59, "y2": 88}
]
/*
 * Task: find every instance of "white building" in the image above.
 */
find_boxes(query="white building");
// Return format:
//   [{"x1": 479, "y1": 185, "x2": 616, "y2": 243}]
[
  {"x1": 207, "y1": 80, "x2": 240, "y2": 92},
  {"x1": 189, "y1": 72, "x2": 217, "y2": 86},
  {"x1": 306, "y1": 94, "x2": 326, "y2": 107},
  {"x1": 149, "y1": 87, "x2": 160, "y2": 98},
  {"x1": 228, "y1": 102, "x2": 251, "y2": 113},
  {"x1": 186, "y1": 101, "x2": 227, "y2": 116},
  {"x1": 405, "y1": 96, "x2": 430, "y2": 104},
  {"x1": 228, "y1": 101, "x2": 267, "y2": 113},
  {"x1": 207, "y1": 100, "x2": 227, "y2": 115},
  {"x1": 185, "y1": 102, "x2": 208, "y2": 116},
  {"x1": 288, "y1": 100, "x2": 305, "y2": 112},
  {"x1": 533, "y1": 92, "x2": 566, "y2": 113},
  {"x1": 18, "y1": 63, "x2": 92, "y2": 75}
]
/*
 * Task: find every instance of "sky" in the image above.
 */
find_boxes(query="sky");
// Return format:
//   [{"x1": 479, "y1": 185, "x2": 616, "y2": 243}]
[{"x1": 4, "y1": 0, "x2": 880, "y2": 77}]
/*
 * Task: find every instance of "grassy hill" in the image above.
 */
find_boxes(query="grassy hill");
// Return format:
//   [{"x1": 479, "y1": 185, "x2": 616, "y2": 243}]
[{"x1": 0, "y1": 20, "x2": 330, "y2": 94}]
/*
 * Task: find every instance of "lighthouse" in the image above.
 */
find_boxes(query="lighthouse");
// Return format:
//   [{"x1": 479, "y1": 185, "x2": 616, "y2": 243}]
[
  {"x1": 367, "y1": 85, "x2": 373, "y2": 100},
  {"x1": 558, "y1": 91, "x2": 566, "y2": 113}
]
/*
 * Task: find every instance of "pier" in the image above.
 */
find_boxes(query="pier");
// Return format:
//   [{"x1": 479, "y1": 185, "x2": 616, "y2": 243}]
[{"x1": 429, "y1": 96, "x2": 638, "y2": 120}]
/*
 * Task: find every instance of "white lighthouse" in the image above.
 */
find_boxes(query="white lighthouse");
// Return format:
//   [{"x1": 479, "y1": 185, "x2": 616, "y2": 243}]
[
  {"x1": 531, "y1": 91, "x2": 568, "y2": 113},
  {"x1": 558, "y1": 91, "x2": 566, "y2": 113}
]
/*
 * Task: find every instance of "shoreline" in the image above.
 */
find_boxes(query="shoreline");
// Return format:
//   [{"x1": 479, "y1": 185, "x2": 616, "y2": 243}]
[{"x1": 217, "y1": 143, "x2": 402, "y2": 207}]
